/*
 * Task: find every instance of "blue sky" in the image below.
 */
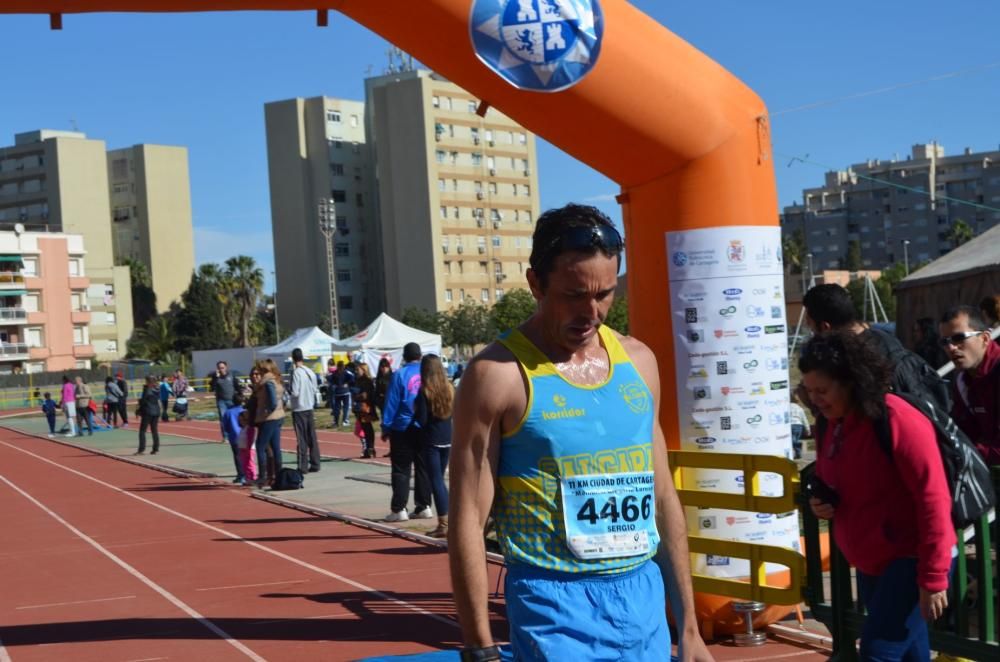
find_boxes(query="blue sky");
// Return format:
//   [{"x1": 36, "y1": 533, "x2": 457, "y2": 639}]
[{"x1": 1, "y1": 1, "x2": 998, "y2": 290}]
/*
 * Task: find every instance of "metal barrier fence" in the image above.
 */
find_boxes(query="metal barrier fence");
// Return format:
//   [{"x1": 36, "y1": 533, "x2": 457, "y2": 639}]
[
  {"x1": 669, "y1": 450, "x2": 805, "y2": 606},
  {"x1": 0, "y1": 376, "x2": 220, "y2": 412},
  {"x1": 801, "y1": 464, "x2": 999, "y2": 660}
]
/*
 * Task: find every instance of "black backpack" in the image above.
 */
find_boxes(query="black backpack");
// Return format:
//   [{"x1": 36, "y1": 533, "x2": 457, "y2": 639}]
[
  {"x1": 872, "y1": 393, "x2": 995, "y2": 529},
  {"x1": 272, "y1": 467, "x2": 305, "y2": 491},
  {"x1": 865, "y1": 327, "x2": 952, "y2": 413}
]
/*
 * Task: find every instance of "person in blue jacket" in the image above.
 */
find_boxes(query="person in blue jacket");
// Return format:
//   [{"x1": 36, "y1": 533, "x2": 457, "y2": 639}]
[
  {"x1": 158, "y1": 374, "x2": 171, "y2": 422},
  {"x1": 381, "y1": 342, "x2": 433, "y2": 522}
]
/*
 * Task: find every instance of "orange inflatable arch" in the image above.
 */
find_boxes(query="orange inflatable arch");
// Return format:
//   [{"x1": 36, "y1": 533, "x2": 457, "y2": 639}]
[{"x1": 0, "y1": 0, "x2": 787, "y2": 634}]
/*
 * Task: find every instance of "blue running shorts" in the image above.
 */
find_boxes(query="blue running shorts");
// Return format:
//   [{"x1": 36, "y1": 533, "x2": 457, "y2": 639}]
[{"x1": 504, "y1": 559, "x2": 671, "y2": 661}]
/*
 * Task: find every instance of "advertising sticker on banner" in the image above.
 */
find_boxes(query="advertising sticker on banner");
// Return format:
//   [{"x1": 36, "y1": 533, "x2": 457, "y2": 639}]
[{"x1": 666, "y1": 226, "x2": 797, "y2": 577}]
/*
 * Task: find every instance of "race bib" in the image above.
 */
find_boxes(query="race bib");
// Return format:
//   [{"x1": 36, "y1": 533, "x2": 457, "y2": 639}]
[{"x1": 559, "y1": 472, "x2": 657, "y2": 560}]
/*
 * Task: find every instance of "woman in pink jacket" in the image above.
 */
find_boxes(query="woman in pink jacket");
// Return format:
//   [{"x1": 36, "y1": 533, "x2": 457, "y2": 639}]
[{"x1": 801, "y1": 330, "x2": 955, "y2": 661}]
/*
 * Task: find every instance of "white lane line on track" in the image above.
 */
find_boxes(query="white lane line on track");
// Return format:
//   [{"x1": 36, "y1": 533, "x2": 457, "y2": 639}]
[
  {"x1": 16, "y1": 595, "x2": 136, "y2": 610},
  {"x1": 0, "y1": 473, "x2": 265, "y2": 662},
  {"x1": 0, "y1": 635, "x2": 11, "y2": 662},
  {"x1": 196, "y1": 579, "x2": 307, "y2": 592},
  {"x1": 0, "y1": 440, "x2": 456, "y2": 629}
]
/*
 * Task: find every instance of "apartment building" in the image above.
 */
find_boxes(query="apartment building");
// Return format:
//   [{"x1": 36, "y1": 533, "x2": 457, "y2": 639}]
[
  {"x1": 0, "y1": 130, "x2": 133, "y2": 360},
  {"x1": 266, "y1": 70, "x2": 542, "y2": 329},
  {"x1": 107, "y1": 144, "x2": 195, "y2": 312},
  {"x1": 0, "y1": 230, "x2": 100, "y2": 373},
  {"x1": 782, "y1": 143, "x2": 1000, "y2": 270},
  {"x1": 265, "y1": 97, "x2": 370, "y2": 331},
  {"x1": 367, "y1": 70, "x2": 541, "y2": 315}
]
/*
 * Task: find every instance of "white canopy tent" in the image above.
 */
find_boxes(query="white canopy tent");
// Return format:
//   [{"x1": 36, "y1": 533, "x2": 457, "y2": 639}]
[
  {"x1": 257, "y1": 326, "x2": 340, "y2": 367},
  {"x1": 332, "y1": 313, "x2": 442, "y2": 373}
]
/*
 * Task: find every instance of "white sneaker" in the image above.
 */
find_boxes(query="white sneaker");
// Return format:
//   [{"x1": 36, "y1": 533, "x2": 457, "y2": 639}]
[
  {"x1": 411, "y1": 507, "x2": 434, "y2": 519},
  {"x1": 64, "y1": 432, "x2": 76, "y2": 437},
  {"x1": 385, "y1": 510, "x2": 409, "y2": 522}
]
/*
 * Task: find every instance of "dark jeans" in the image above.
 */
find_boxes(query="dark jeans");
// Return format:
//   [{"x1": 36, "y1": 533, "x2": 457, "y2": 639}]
[
  {"x1": 138, "y1": 415, "x2": 160, "y2": 453},
  {"x1": 791, "y1": 423, "x2": 804, "y2": 459},
  {"x1": 332, "y1": 393, "x2": 351, "y2": 425},
  {"x1": 107, "y1": 403, "x2": 120, "y2": 427},
  {"x1": 423, "y1": 444, "x2": 450, "y2": 516},
  {"x1": 293, "y1": 410, "x2": 321, "y2": 472},
  {"x1": 160, "y1": 398, "x2": 169, "y2": 422},
  {"x1": 217, "y1": 399, "x2": 233, "y2": 439},
  {"x1": 45, "y1": 413, "x2": 56, "y2": 433},
  {"x1": 118, "y1": 399, "x2": 129, "y2": 424},
  {"x1": 858, "y1": 558, "x2": 932, "y2": 661},
  {"x1": 361, "y1": 422, "x2": 375, "y2": 457},
  {"x1": 256, "y1": 419, "x2": 284, "y2": 484},
  {"x1": 388, "y1": 426, "x2": 431, "y2": 513},
  {"x1": 77, "y1": 407, "x2": 94, "y2": 435},
  {"x1": 228, "y1": 437, "x2": 243, "y2": 480}
]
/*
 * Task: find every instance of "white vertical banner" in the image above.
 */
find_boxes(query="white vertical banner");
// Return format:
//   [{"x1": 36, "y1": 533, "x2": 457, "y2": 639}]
[{"x1": 666, "y1": 226, "x2": 800, "y2": 577}]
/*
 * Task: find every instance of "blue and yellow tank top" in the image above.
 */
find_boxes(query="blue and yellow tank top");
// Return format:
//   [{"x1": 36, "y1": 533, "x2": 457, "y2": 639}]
[{"x1": 495, "y1": 325, "x2": 659, "y2": 574}]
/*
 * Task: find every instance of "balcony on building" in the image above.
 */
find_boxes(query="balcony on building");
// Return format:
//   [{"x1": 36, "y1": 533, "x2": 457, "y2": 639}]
[
  {"x1": 72, "y1": 344, "x2": 96, "y2": 358},
  {"x1": 0, "y1": 255, "x2": 25, "y2": 289},
  {"x1": 0, "y1": 341, "x2": 30, "y2": 361}
]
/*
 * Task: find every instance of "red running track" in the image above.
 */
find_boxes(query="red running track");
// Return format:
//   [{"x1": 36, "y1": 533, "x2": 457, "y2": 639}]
[
  {"x1": 161, "y1": 418, "x2": 391, "y2": 466},
  {"x1": 0, "y1": 428, "x2": 507, "y2": 661}
]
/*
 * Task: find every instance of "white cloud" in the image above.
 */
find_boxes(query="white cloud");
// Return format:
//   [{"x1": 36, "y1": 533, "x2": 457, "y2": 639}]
[{"x1": 582, "y1": 192, "x2": 618, "y2": 203}]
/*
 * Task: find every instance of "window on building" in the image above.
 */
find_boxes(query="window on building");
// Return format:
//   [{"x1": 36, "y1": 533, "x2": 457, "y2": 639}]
[
  {"x1": 453, "y1": 207, "x2": 460, "y2": 219},
  {"x1": 440, "y1": 206, "x2": 448, "y2": 219},
  {"x1": 337, "y1": 269, "x2": 351, "y2": 282},
  {"x1": 490, "y1": 209, "x2": 501, "y2": 221},
  {"x1": 471, "y1": 127, "x2": 480, "y2": 143},
  {"x1": 68, "y1": 259, "x2": 81, "y2": 277},
  {"x1": 75, "y1": 360, "x2": 91, "y2": 370},
  {"x1": 330, "y1": 163, "x2": 344, "y2": 176},
  {"x1": 113, "y1": 206, "x2": 130, "y2": 221},
  {"x1": 487, "y1": 156, "x2": 496, "y2": 170},
  {"x1": 488, "y1": 182, "x2": 498, "y2": 195},
  {"x1": 512, "y1": 184, "x2": 519, "y2": 196},
  {"x1": 326, "y1": 110, "x2": 341, "y2": 123},
  {"x1": 112, "y1": 158, "x2": 128, "y2": 179},
  {"x1": 492, "y1": 235, "x2": 502, "y2": 248},
  {"x1": 335, "y1": 243, "x2": 350, "y2": 256},
  {"x1": 436, "y1": 150, "x2": 446, "y2": 163},
  {"x1": 350, "y1": 114, "x2": 359, "y2": 127},
  {"x1": 479, "y1": 261, "x2": 488, "y2": 274},
  {"x1": 332, "y1": 189, "x2": 347, "y2": 203},
  {"x1": 459, "y1": 288, "x2": 466, "y2": 301},
  {"x1": 445, "y1": 289, "x2": 453, "y2": 303},
  {"x1": 25, "y1": 327, "x2": 42, "y2": 347},
  {"x1": 443, "y1": 261, "x2": 451, "y2": 274},
  {"x1": 21, "y1": 258, "x2": 37, "y2": 277},
  {"x1": 352, "y1": 142, "x2": 360, "y2": 154},
  {"x1": 432, "y1": 95, "x2": 440, "y2": 108},
  {"x1": 438, "y1": 178, "x2": 446, "y2": 191},
  {"x1": 452, "y1": 179, "x2": 459, "y2": 191},
  {"x1": 106, "y1": 312, "x2": 116, "y2": 325},
  {"x1": 481, "y1": 288, "x2": 489, "y2": 302},
  {"x1": 471, "y1": 153, "x2": 483, "y2": 166},
  {"x1": 23, "y1": 294, "x2": 39, "y2": 312},
  {"x1": 443, "y1": 97, "x2": 453, "y2": 110},
  {"x1": 329, "y1": 138, "x2": 343, "y2": 149},
  {"x1": 477, "y1": 236, "x2": 487, "y2": 252},
  {"x1": 468, "y1": 100, "x2": 478, "y2": 113},
  {"x1": 524, "y1": 184, "x2": 531, "y2": 196},
  {"x1": 519, "y1": 132, "x2": 527, "y2": 145},
  {"x1": 449, "y1": 151, "x2": 459, "y2": 164},
  {"x1": 336, "y1": 215, "x2": 348, "y2": 230},
  {"x1": 340, "y1": 296, "x2": 353, "y2": 310},
  {"x1": 72, "y1": 326, "x2": 88, "y2": 345},
  {"x1": 495, "y1": 288, "x2": 504, "y2": 300}
]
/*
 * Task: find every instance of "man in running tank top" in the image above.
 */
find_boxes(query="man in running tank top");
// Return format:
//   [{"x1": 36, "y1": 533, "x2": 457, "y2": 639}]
[{"x1": 449, "y1": 204, "x2": 711, "y2": 662}]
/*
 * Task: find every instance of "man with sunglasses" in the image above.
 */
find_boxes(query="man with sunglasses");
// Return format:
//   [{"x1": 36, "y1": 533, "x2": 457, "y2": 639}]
[
  {"x1": 449, "y1": 204, "x2": 710, "y2": 661},
  {"x1": 940, "y1": 305, "x2": 1000, "y2": 465}
]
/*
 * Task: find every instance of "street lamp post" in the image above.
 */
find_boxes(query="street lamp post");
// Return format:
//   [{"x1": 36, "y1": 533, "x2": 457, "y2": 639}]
[
  {"x1": 902, "y1": 239, "x2": 910, "y2": 276},
  {"x1": 317, "y1": 198, "x2": 340, "y2": 336},
  {"x1": 271, "y1": 270, "x2": 279, "y2": 344}
]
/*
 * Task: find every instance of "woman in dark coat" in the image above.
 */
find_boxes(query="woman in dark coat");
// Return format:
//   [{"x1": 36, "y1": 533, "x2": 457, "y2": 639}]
[{"x1": 136, "y1": 375, "x2": 161, "y2": 455}]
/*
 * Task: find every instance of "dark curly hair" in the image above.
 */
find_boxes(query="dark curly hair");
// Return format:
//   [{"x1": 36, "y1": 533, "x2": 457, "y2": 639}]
[{"x1": 798, "y1": 330, "x2": 891, "y2": 420}]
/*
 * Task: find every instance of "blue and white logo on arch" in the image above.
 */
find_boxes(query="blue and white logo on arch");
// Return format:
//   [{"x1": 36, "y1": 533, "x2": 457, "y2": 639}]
[{"x1": 470, "y1": 0, "x2": 604, "y2": 92}]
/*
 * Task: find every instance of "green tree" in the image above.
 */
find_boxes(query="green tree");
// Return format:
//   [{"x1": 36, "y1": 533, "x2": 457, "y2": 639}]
[
  {"x1": 127, "y1": 315, "x2": 176, "y2": 363},
  {"x1": 118, "y1": 257, "x2": 157, "y2": 328},
  {"x1": 946, "y1": 218, "x2": 974, "y2": 247},
  {"x1": 401, "y1": 306, "x2": 442, "y2": 334},
  {"x1": 223, "y1": 256, "x2": 264, "y2": 347},
  {"x1": 174, "y1": 267, "x2": 229, "y2": 353},
  {"x1": 605, "y1": 297, "x2": 629, "y2": 335},
  {"x1": 845, "y1": 240, "x2": 862, "y2": 272},
  {"x1": 781, "y1": 227, "x2": 807, "y2": 274},
  {"x1": 490, "y1": 288, "x2": 536, "y2": 333},
  {"x1": 445, "y1": 300, "x2": 494, "y2": 355}
]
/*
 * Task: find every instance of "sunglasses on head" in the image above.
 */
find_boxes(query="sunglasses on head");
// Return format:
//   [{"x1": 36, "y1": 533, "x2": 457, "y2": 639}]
[
  {"x1": 939, "y1": 331, "x2": 982, "y2": 347},
  {"x1": 538, "y1": 223, "x2": 624, "y2": 271}
]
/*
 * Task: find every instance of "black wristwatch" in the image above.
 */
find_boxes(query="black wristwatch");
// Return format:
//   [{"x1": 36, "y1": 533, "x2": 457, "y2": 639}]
[{"x1": 460, "y1": 645, "x2": 501, "y2": 662}]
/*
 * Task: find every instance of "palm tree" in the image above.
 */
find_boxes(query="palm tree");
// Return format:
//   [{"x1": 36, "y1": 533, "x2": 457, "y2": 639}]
[
  {"x1": 223, "y1": 256, "x2": 264, "y2": 347},
  {"x1": 129, "y1": 316, "x2": 176, "y2": 363},
  {"x1": 197, "y1": 263, "x2": 238, "y2": 341}
]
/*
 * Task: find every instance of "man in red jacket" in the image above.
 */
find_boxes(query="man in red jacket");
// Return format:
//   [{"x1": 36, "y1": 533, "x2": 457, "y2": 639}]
[{"x1": 940, "y1": 305, "x2": 1000, "y2": 466}]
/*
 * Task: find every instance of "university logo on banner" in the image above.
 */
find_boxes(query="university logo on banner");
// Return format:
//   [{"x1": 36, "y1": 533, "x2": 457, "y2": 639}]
[{"x1": 470, "y1": 0, "x2": 604, "y2": 92}]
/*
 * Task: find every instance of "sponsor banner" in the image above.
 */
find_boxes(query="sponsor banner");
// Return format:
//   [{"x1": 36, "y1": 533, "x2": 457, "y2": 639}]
[{"x1": 667, "y1": 226, "x2": 797, "y2": 578}]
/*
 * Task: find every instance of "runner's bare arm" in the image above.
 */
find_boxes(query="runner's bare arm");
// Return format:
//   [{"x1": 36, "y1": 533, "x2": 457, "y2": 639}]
[
  {"x1": 622, "y1": 334, "x2": 713, "y2": 661},
  {"x1": 448, "y1": 346, "x2": 513, "y2": 647}
]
